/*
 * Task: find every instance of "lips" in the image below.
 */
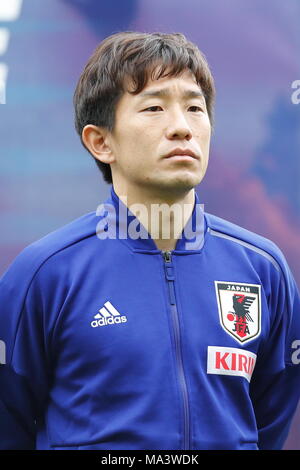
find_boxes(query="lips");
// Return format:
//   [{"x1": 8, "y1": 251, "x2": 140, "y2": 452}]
[{"x1": 164, "y1": 148, "x2": 199, "y2": 159}]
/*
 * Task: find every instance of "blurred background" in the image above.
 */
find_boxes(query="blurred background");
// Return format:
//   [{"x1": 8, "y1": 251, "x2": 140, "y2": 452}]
[{"x1": 0, "y1": 0, "x2": 299, "y2": 449}]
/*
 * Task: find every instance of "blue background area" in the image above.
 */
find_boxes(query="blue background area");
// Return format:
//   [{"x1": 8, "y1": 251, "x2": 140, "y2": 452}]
[{"x1": 0, "y1": 0, "x2": 299, "y2": 449}]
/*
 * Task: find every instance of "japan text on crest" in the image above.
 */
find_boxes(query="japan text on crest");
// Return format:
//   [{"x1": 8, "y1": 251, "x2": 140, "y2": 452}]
[{"x1": 214, "y1": 281, "x2": 261, "y2": 344}]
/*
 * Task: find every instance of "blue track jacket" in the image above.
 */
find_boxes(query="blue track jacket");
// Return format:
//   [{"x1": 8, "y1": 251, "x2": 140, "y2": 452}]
[{"x1": 0, "y1": 187, "x2": 300, "y2": 450}]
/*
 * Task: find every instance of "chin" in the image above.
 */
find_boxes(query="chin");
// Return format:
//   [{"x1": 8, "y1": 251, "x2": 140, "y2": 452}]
[
  {"x1": 171, "y1": 172, "x2": 203, "y2": 189},
  {"x1": 155, "y1": 174, "x2": 201, "y2": 194}
]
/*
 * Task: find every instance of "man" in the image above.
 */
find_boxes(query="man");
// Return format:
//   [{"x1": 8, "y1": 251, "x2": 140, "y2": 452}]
[{"x1": 0, "y1": 31, "x2": 299, "y2": 450}]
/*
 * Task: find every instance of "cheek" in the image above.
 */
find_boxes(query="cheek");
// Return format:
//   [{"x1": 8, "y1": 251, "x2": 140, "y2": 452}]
[
  {"x1": 126, "y1": 130, "x2": 155, "y2": 155},
  {"x1": 193, "y1": 129, "x2": 211, "y2": 146},
  {"x1": 199, "y1": 122, "x2": 211, "y2": 143},
  {"x1": 115, "y1": 134, "x2": 152, "y2": 170},
  {"x1": 191, "y1": 115, "x2": 211, "y2": 134},
  {"x1": 113, "y1": 132, "x2": 137, "y2": 157},
  {"x1": 112, "y1": 120, "x2": 158, "y2": 167}
]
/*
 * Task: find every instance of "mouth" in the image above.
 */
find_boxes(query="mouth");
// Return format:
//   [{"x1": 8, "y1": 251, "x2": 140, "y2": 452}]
[{"x1": 164, "y1": 148, "x2": 199, "y2": 160}]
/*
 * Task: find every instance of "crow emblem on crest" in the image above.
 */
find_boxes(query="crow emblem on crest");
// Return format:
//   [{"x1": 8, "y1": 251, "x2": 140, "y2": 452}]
[{"x1": 214, "y1": 281, "x2": 261, "y2": 344}]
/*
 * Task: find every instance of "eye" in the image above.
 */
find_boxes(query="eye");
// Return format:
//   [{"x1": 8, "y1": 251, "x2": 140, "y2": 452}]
[
  {"x1": 188, "y1": 105, "x2": 204, "y2": 112},
  {"x1": 143, "y1": 106, "x2": 163, "y2": 112}
]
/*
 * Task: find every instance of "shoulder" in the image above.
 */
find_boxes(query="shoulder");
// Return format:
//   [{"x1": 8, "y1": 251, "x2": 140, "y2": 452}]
[
  {"x1": 0, "y1": 211, "x2": 98, "y2": 286},
  {"x1": 205, "y1": 212, "x2": 289, "y2": 275}
]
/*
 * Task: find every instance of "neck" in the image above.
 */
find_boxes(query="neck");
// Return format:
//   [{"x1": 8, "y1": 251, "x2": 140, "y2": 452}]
[{"x1": 113, "y1": 184, "x2": 196, "y2": 251}]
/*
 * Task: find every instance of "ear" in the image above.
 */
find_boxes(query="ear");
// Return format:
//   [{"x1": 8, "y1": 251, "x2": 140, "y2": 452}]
[{"x1": 82, "y1": 124, "x2": 115, "y2": 164}]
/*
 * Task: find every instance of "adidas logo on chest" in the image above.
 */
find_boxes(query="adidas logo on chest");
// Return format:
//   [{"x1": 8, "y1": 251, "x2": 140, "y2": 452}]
[{"x1": 91, "y1": 301, "x2": 127, "y2": 328}]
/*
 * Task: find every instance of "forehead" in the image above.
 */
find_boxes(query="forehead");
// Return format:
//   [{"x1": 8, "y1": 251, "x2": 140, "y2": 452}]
[{"x1": 124, "y1": 69, "x2": 203, "y2": 100}]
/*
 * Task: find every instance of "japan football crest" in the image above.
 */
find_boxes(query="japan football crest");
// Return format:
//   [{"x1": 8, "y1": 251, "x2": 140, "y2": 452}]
[{"x1": 214, "y1": 281, "x2": 261, "y2": 344}]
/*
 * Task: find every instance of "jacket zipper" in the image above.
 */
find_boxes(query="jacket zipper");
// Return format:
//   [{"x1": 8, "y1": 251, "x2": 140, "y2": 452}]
[{"x1": 162, "y1": 250, "x2": 190, "y2": 450}]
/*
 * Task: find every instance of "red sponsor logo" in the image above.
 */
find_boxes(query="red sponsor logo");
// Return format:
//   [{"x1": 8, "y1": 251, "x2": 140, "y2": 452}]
[
  {"x1": 207, "y1": 346, "x2": 257, "y2": 382},
  {"x1": 215, "y1": 350, "x2": 256, "y2": 375}
]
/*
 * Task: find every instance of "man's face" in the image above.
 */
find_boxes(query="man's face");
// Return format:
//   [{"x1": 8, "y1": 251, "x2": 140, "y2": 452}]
[{"x1": 106, "y1": 68, "x2": 211, "y2": 197}]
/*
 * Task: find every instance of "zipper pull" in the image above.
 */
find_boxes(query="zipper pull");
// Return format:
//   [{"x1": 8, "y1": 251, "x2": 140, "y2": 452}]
[
  {"x1": 162, "y1": 251, "x2": 176, "y2": 305},
  {"x1": 162, "y1": 250, "x2": 172, "y2": 262}
]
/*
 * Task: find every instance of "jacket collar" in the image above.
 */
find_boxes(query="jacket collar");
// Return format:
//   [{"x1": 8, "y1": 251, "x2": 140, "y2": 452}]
[{"x1": 96, "y1": 186, "x2": 207, "y2": 254}]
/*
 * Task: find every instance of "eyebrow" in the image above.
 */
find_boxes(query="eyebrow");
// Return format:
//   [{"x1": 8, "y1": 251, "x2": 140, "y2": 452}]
[{"x1": 138, "y1": 88, "x2": 204, "y2": 100}]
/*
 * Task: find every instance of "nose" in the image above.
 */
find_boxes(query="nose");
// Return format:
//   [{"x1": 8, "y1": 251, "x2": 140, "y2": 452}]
[{"x1": 165, "y1": 109, "x2": 192, "y2": 141}]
